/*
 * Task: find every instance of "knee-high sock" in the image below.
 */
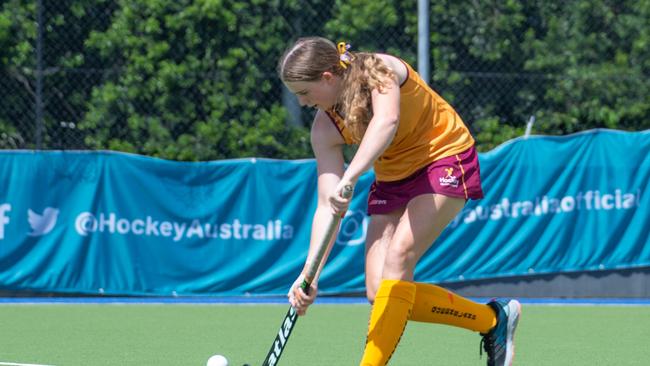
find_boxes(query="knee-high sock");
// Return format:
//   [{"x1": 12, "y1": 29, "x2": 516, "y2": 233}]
[
  {"x1": 409, "y1": 282, "x2": 496, "y2": 333},
  {"x1": 360, "y1": 279, "x2": 416, "y2": 366}
]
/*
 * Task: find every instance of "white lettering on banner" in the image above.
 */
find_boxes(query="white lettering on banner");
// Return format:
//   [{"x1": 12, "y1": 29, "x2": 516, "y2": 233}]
[
  {"x1": 450, "y1": 189, "x2": 643, "y2": 228},
  {"x1": 173, "y1": 222, "x2": 187, "y2": 241},
  {"x1": 75, "y1": 212, "x2": 294, "y2": 242},
  {"x1": 131, "y1": 219, "x2": 145, "y2": 235},
  {"x1": 0, "y1": 203, "x2": 10, "y2": 240}
]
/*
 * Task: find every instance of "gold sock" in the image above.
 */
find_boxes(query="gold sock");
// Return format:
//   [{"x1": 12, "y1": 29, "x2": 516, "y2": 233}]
[
  {"x1": 409, "y1": 282, "x2": 496, "y2": 333},
  {"x1": 360, "y1": 279, "x2": 416, "y2": 366}
]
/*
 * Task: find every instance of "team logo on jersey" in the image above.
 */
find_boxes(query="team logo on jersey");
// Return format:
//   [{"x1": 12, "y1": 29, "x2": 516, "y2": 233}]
[{"x1": 439, "y1": 168, "x2": 460, "y2": 188}]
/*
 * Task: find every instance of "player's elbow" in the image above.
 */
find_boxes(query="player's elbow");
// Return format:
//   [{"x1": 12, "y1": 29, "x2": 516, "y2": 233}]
[
  {"x1": 374, "y1": 114, "x2": 399, "y2": 134},
  {"x1": 384, "y1": 112, "x2": 400, "y2": 126}
]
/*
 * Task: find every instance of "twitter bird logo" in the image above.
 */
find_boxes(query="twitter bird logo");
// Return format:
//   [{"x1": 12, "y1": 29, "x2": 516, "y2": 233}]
[{"x1": 28, "y1": 207, "x2": 60, "y2": 236}]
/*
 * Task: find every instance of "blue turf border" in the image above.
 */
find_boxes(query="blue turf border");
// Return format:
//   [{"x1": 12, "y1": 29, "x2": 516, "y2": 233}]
[{"x1": 1, "y1": 297, "x2": 649, "y2": 305}]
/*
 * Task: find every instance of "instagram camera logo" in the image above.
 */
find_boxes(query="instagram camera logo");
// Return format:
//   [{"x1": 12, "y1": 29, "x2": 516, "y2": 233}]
[
  {"x1": 336, "y1": 210, "x2": 369, "y2": 246},
  {"x1": 0, "y1": 204, "x2": 10, "y2": 240}
]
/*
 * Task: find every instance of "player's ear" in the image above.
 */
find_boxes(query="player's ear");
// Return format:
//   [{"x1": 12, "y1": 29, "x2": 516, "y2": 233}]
[{"x1": 321, "y1": 71, "x2": 335, "y2": 82}]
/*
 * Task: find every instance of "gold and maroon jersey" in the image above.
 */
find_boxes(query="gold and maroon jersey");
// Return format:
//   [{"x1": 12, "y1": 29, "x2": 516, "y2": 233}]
[{"x1": 325, "y1": 59, "x2": 474, "y2": 182}]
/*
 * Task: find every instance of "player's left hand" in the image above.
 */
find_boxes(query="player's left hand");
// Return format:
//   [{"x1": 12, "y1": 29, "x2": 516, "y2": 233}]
[{"x1": 288, "y1": 275, "x2": 318, "y2": 316}]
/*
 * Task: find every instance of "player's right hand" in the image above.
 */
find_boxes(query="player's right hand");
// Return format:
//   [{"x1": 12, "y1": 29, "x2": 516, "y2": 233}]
[
  {"x1": 329, "y1": 181, "x2": 355, "y2": 216},
  {"x1": 287, "y1": 275, "x2": 318, "y2": 316}
]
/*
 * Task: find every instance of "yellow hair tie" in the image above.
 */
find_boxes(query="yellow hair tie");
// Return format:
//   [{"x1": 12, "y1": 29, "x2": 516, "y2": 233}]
[{"x1": 337, "y1": 42, "x2": 352, "y2": 69}]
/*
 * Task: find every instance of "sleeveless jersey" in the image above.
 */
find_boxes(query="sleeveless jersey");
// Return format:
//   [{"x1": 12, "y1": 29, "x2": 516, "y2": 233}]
[{"x1": 325, "y1": 59, "x2": 475, "y2": 182}]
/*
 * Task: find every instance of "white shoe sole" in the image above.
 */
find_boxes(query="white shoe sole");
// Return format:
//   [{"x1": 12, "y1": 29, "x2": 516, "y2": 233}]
[{"x1": 504, "y1": 300, "x2": 522, "y2": 366}]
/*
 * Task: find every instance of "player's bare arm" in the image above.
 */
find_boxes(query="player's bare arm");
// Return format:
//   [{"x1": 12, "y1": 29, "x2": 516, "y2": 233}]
[
  {"x1": 289, "y1": 110, "x2": 345, "y2": 314},
  {"x1": 334, "y1": 73, "x2": 401, "y2": 200}
]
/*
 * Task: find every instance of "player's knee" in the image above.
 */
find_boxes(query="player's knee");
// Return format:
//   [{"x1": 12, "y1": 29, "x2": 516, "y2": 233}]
[
  {"x1": 366, "y1": 288, "x2": 376, "y2": 304},
  {"x1": 365, "y1": 274, "x2": 381, "y2": 304},
  {"x1": 384, "y1": 244, "x2": 417, "y2": 271}
]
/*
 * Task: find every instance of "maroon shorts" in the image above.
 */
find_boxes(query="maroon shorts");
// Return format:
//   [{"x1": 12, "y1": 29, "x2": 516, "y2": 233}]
[{"x1": 367, "y1": 147, "x2": 484, "y2": 215}]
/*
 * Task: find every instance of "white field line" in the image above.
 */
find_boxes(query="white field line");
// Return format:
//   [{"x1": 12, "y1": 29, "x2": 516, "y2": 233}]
[{"x1": 0, "y1": 362, "x2": 55, "y2": 366}]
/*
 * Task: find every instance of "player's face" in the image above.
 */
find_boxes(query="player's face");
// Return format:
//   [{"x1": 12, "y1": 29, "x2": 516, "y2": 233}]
[{"x1": 284, "y1": 72, "x2": 340, "y2": 110}]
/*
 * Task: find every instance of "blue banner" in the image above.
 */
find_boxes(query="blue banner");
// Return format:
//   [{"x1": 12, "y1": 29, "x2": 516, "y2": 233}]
[{"x1": 0, "y1": 129, "x2": 648, "y2": 296}]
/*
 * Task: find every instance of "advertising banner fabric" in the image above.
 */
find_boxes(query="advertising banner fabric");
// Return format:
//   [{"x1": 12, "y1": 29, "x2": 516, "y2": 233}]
[{"x1": 0, "y1": 129, "x2": 647, "y2": 296}]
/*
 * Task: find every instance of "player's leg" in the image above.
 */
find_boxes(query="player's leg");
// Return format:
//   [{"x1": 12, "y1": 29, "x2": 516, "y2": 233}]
[
  {"x1": 409, "y1": 282, "x2": 496, "y2": 332},
  {"x1": 381, "y1": 193, "x2": 465, "y2": 280},
  {"x1": 402, "y1": 192, "x2": 497, "y2": 331},
  {"x1": 385, "y1": 194, "x2": 520, "y2": 366},
  {"x1": 375, "y1": 193, "x2": 504, "y2": 329},
  {"x1": 382, "y1": 194, "x2": 498, "y2": 332},
  {"x1": 365, "y1": 210, "x2": 403, "y2": 303},
  {"x1": 360, "y1": 193, "x2": 464, "y2": 366},
  {"x1": 361, "y1": 209, "x2": 415, "y2": 366}
]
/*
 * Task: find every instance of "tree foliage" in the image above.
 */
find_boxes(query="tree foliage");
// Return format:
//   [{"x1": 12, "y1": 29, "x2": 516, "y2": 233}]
[
  {"x1": 1, "y1": 0, "x2": 648, "y2": 157},
  {"x1": 79, "y1": 0, "x2": 311, "y2": 160}
]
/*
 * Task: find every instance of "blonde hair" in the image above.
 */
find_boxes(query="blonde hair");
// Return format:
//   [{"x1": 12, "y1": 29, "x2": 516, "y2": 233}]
[{"x1": 279, "y1": 37, "x2": 396, "y2": 142}]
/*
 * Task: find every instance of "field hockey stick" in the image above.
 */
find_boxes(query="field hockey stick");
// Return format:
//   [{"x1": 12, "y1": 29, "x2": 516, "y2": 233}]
[{"x1": 261, "y1": 185, "x2": 353, "y2": 366}]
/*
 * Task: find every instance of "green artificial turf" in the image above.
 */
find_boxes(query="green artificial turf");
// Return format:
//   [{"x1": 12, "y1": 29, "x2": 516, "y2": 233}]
[{"x1": 0, "y1": 304, "x2": 649, "y2": 365}]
